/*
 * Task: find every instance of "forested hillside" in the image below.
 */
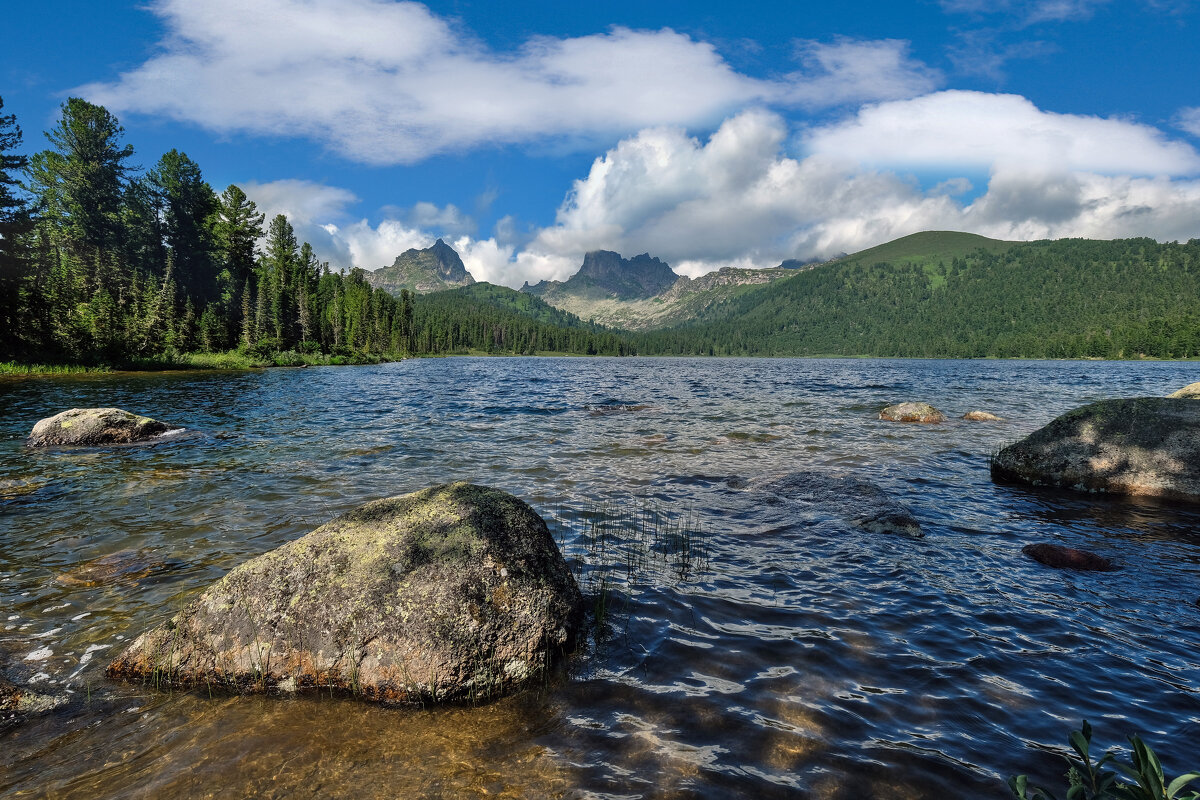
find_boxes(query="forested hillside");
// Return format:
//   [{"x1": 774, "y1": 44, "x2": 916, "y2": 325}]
[
  {"x1": 0, "y1": 97, "x2": 611, "y2": 366},
  {"x1": 638, "y1": 237, "x2": 1200, "y2": 358}
]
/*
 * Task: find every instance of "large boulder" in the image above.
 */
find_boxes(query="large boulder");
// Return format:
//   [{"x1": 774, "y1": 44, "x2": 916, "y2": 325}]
[
  {"x1": 755, "y1": 471, "x2": 922, "y2": 536},
  {"x1": 879, "y1": 402, "x2": 945, "y2": 423},
  {"x1": 991, "y1": 398, "x2": 1200, "y2": 501},
  {"x1": 28, "y1": 408, "x2": 182, "y2": 447},
  {"x1": 108, "y1": 483, "x2": 583, "y2": 705},
  {"x1": 1167, "y1": 382, "x2": 1200, "y2": 399}
]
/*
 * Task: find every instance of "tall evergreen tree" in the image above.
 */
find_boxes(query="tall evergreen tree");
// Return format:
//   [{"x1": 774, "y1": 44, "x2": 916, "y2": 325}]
[
  {"x1": 150, "y1": 150, "x2": 218, "y2": 303},
  {"x1": 0, "y1": 96, "x2": 30, "y2": 356}
]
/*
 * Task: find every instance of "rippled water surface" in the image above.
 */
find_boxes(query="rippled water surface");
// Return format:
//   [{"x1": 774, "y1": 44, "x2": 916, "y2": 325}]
[{"x1": 2, "y1": 357, "x2": 1199, "y2": 798}]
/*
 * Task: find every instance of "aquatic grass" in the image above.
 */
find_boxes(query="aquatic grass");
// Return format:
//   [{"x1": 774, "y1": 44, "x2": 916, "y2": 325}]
[
  {"x1": 1010, "y1": 721, "x2": 1200, "y2": 800},
  {"x1": 544, "y1": 497, "x2": 710, "y2": 644}
]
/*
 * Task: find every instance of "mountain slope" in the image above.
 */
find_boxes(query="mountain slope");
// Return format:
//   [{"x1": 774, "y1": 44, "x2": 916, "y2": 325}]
[
  {"x1": 367, "y1": 238, "x2": 476, "y2": 294},
  {"x1": 637, "y1": 237, "x2": 1200, "y2": 359}
]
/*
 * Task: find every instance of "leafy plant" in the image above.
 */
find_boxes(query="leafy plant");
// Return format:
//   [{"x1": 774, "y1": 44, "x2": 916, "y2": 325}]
[{"x1": 1010, "y1": 721, "x2": 1200, "y2": 800}]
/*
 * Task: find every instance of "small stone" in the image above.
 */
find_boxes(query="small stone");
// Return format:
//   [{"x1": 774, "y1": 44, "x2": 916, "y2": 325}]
[
  {"x1": 1022, "y1": 543, "x2": 1116, "y2": 572},
  {"x1": 56, "y1": 549, "x2": 165, "y2": 588},
  {"x1": 879, "y1": 402, "x2": 945, "y2": 423},
  {"x1": 962, "y1": 410, "x2": 1004, "y2": 421},
  {"x1": 755, "y1": 471, "x2": 922, "y2": 537}
]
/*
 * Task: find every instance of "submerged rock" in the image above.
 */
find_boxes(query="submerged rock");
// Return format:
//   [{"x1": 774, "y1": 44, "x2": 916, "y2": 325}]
[
  {"x1": 0, "y1": 675, "x2": 66, "y2": 720},
  {"x1": 108, "y1": 482, "x2": 583, "y2": 705},
  {"x1": 962, "y1": 410, "x2": 1004, "y2": 422},
  {"x1": 27, "y1": 408, "x2": 182, "y2": 447},
  {"x1": 879, "y1": 402, "x2": 945, "y2": 423},
  {"x1": 1167, "y1": 382, "x2": 1200, "y2": 399},
  {"x1": 57, "y1": 549, "x2": 166, "y2": 587},
  {"x1": 755, "y1": 471, "x2": 922, "y2": 536},
  {"x1": 990, "y1": 398, "x2": 1200, "y2": 501},
  {"x1": 1022, "y1": 543, "x2": 1116, "y2": 572}
]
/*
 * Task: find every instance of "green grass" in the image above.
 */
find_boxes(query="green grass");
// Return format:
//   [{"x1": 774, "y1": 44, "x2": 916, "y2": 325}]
[
  {"x1": 0, "y1": 361, "x2": 112, "y2": 376},
  {"x1": 832, "y1": 230, "x2": 1016, "y2": 269}
]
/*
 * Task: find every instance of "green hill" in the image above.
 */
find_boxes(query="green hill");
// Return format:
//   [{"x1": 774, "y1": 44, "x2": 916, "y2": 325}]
[{"x1": 636, "y1": 236, "x2": 1200, "y2": 359}]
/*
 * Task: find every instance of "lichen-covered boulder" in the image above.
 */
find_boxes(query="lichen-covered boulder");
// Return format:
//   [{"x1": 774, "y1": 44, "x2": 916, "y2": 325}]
[
  {"x1": 28, "y1": 408, "x2": 182, "y2": 447},
  {"x1": 1022, "y1": 543, "x2": 1115, "y2": 572},
  {"x1": 879, "y1": 402, "x2": 945, "y2": 423},
  {"x1": 962, "y1": 410, "x2": 1004, "y2": 422},
  {"x1": 1, "y1": 675, "x2": 66, "y2": 720},
  {"x1": 1167, "y1": 382, "x2": 1200, "y2": 399},
  {"x1": 991, "y1": 398, "x2": 1200, "y2": 501},
  {"x1": 108, "y1": 483, "x2": 583, "y2": 705},
  {"x1": 755, "y1": 471, "x2": 922, "y2": 536}
]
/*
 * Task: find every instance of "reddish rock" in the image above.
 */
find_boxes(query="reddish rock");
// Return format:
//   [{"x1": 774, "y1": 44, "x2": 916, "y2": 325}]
[{"x1": 1022, "y1": 543, "x2": 1116, "y2": 572}]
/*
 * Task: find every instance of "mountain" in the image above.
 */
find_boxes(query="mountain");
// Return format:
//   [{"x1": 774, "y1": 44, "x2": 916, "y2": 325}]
[
  {"x1": 523, "y1": 250, "x2": 792, "y2": 330},
  {"x1": 635, "y1": 235, "x2": 1200, "y2": 359},
  {"x1": 367, "y1": 238, "x2": 476, "y2": 294}
]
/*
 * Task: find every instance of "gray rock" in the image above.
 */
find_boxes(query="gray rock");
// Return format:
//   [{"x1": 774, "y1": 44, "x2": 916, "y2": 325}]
[
  {"x1": 755, "y1": 471, "x2": 922, "y2": 536},
  {"x1": 962, "y1": 410, "x2": 1004, "y2": 421},
  {"x1": 108, "y1": 482, "x2": 583, "y2": 706},
  {"x1": 28, "y1": 408, "x2": 182, "y2": 447},
  {"x1": 991, "y1": 397, "x2": 1200, "y2": 501},
  {"x1": 1167, "y1": 382, "x2": 1200, "y2": 399},
  {"x1": 880, "y1": 402, "x2": 945, "y2": 423},
  {"x1": 1, "y1": 675, "x2": 66, "y2": 719}
]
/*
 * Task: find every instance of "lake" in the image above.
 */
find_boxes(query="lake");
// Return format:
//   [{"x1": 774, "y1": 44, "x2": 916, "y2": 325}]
[{"x1": 2, "y1": 357, "x2": 1198, "y2": 798}]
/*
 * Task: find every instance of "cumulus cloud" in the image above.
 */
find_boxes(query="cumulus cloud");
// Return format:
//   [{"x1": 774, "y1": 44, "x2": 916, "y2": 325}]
[
  {"x1": 242, "y1": 97, "x2": 1200, "y2": 288},
  {"x1": 504, "y1": 105, "x2": 1200, "y2": 282},
  {"x1": 804, "y1": 91, "x2": 1200, "y2": 174},
  {"x1": 77, "y1": 0, "x2": 936, "y2": 164}
]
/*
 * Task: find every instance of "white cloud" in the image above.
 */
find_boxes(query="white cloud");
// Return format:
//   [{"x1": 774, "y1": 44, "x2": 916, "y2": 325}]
[
  {"x1": 940, "y1": 0, "x2": 1110, "y2": 23},
  {"x1": 1178, "y1": 107, "x2": 1200, "y2": 137},
  {"x1": 804, "y1": 91, "x2": 1200, "y2": 174},
  {"x1": 77, "y1": 0, "x2": 936, "y2": 164},
  {"x1": 242, "y1": 98, "x2": 1200, "y2": 288}
]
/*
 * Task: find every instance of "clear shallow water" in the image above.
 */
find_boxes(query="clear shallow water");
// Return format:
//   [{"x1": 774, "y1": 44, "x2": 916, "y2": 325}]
[{"x1": 1, "y1": 357, "x2": 1198, "y2": 799}]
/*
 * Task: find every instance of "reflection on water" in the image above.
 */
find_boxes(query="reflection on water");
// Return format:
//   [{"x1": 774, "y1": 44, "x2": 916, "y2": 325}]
[{"x1": 2, "y1": 357, "x2": 1199, "y2": 798}]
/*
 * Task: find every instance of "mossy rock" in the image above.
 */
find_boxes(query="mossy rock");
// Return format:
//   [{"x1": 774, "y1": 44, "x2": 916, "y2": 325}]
[
  {"x1": 879, "y1": 402, "x2": 945, "y2": 423},
  {"x1": 27, "y1": 408, "x2": 182, "y2": 447},
  {"x1": 991, "y1": 397, "x2": 1200, "y2": 501},
  {"x1": 108, "y1": 483, "x2": 584, "y2": 706},
  {"x1": 1, "y1": 676, "x2": 66, "y2": 720}
]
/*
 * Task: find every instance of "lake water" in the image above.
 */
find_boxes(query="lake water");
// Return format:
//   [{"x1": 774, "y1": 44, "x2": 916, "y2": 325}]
[{"x1": 1, "y1": 357, "x2": 1198, "y2": 798}]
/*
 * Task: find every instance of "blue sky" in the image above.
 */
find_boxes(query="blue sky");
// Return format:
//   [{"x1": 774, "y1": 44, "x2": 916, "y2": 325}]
[{"x1": 4, "y1": 0, "x2": 1199, "y2": 285}]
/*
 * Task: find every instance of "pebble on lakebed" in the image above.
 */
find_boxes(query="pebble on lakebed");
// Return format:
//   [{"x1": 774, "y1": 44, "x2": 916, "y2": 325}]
[
  {"x1": 107, "y1": 482, "x2": 584, "y2": 706},
  {"x1": 27, "y1": 408, "x2": 183, "y2": 447},
  {"x1": 1022, "y1": 543, "x2": 1116, "y2": 572}
]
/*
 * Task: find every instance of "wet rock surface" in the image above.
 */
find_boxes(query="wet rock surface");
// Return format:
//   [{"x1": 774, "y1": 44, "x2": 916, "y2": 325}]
[
  {"x1": 27, "y1": 408, "x2": 182, "y2": 447},
  {"x1": 991, "y1": 397, "x2": 1200, "y2": 501},
  {"x1": 107, "y1": 482, "x2": 584, "y2": 705},
  {"x1": 962, "y1": 410, "x2": 1004, "y2": 421},
  {"x1": 1, "y1": 675, "x2": 66, "y2": 722},
  {"x1": 879, "y1": 402, "x2": 945, "y2": 423},
  {"x1": 754, "y1": 471, "x2": 923, "y2": 536},
  {"x1": 56, "y1": 549, "x2": 168, "y2": 588},
  {"x1": 1022, "y1": 543, "x2": 1116, "y2": 571}
]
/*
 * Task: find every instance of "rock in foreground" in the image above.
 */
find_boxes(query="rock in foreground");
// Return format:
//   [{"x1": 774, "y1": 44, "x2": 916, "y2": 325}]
[
  {"x1": 28, "y1": 408, "x2": 181, "y2": 447},
  {"x1": 991, "y1": 398, "x2": 1200, "y2": 501},
  {"x1": 756, "y1": 471, "x2": 922, "y2": 536},
  {"x1": 108, "y1": 483, "x2": 583, "y2": 705},
  {"x1": 1022, "y1": 543, "x2": 1115, "y2": 572},
  {"x1": 879, "y1": 402, "x2": 945, "y2": 423}
]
